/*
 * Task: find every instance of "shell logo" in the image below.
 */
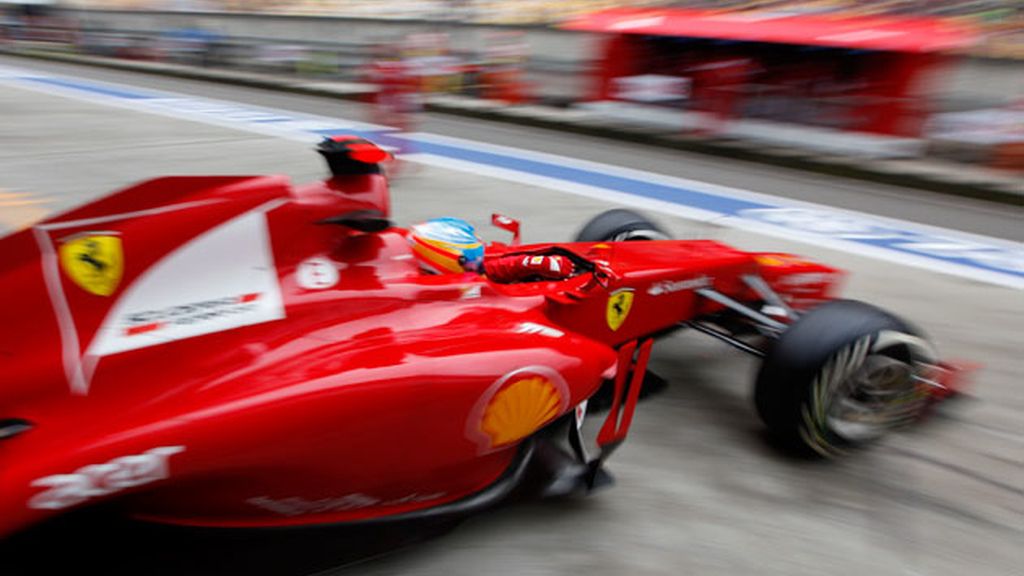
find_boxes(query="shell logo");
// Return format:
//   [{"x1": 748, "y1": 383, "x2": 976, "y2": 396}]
[
  {"x1": 481, "y1": 376, "x2": 561, "y2": 447},
  {"x1": 468, "y1": 367, "x2": 570, "y2": 453}
]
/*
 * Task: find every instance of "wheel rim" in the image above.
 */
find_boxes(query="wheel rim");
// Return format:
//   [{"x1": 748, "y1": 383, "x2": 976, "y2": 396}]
[
  {"x1": 826, "y1": 354, "x2": 926, "y2": 442},
  {"x1": 611, "y1": 228, "x2": 669, "y2": 241},
  {"x1": 804, "y1": 331, "x2": 936, "y2": 453}
]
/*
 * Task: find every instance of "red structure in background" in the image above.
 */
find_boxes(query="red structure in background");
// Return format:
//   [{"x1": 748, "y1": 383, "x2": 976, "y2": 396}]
[{"x1": 563, "y1": 8, "x2": 979, "y2": 137}]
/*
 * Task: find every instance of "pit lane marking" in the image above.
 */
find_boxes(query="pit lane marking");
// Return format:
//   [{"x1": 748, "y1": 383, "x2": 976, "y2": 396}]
[{"x1": 0, "y1": 64, "x2": 1020, "y2": 290}]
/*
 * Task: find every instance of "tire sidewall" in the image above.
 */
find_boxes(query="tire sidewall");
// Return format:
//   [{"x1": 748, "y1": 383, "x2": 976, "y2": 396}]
[
  {"x1": 575, "y1": 209, "x2": 668, "y2": 242},
  {"x1": 755, "y1": 300, "x2": 929, "y2": 456}
]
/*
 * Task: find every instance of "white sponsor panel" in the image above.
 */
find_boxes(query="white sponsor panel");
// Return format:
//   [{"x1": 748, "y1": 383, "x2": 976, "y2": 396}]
[
  {"x1": 648, "y1": 276, "x2": 711, "y2": 296},
  {"x1": 29, "y1": 446, "x2": 185, "y2": 510},
  {"x1": 87, "y1": 210, "x2": 285, "y2": 357},
  {"x1": 778, "y1": 272, "x2": 840, "y2": 286}
]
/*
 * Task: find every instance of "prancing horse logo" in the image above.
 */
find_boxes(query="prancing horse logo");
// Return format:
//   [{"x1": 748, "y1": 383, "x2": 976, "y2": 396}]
[
  {"x1": 605, "y1": 288, "x2": 634, "y2": 331},
  {"x1": 59, "y1": 233, "x2": 124, "y2": 297}
]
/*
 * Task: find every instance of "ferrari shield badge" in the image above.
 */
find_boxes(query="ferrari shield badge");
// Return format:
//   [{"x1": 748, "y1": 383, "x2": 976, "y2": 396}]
[
  {"x1": 59, "y1": 233, "x2": 124, "y2": 297},
  {"x1": 606, "y1": 288, "x2": 634, "y2": 331}
]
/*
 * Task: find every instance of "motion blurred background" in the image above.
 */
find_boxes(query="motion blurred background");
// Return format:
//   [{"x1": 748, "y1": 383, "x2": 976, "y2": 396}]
[
  {"x1": 1, "y1": 2, "x2": 1021, "y2": 575},
  {"x1": 1, "y1": 0, "x2": 1022, "y2": 173}
]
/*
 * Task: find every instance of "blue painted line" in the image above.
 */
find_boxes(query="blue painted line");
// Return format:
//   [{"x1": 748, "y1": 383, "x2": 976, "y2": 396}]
[
  {"x1": 312, "y1": 131, "x2": 1020, "y2": 280},
  {"x1": 852, "y1": 235, "x2": 1018, "y2": 277},
  {"x1": 6, "y1": 66, "x2": 1019, "y2": 284},
  {"x1": 313, "y1": 128, "x2": 375, "y2": 139},
  {"x1": 26, "y1": 76, "x2": 155, "y2": 100},
  {"x1": 408, "y1": 139, "x2": 766, "y2": 216},
  {"x1": 379, "y1": 136, "x2": 1021, "y2": 279}
]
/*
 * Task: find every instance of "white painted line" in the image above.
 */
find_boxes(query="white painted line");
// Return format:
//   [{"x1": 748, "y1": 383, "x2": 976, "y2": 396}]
[
  {"x1": 404, "y1": 132, "x2": 1024, "y2": 250},
  {"x1": 1, "y1": 63, "x2": 1020, "y2": 290},
  {"x1": 410, "y1": 153, "x2": 1024, "y2": 290}
]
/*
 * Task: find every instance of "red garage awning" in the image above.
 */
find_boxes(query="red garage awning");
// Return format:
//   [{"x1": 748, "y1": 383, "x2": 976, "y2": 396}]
[{"x1": 561, "y1": 8, "x2": 978, "y2": 53}]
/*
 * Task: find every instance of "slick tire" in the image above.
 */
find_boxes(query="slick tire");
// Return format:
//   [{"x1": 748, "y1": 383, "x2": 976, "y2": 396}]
[
  {"x1": 574, "y1": 209, "x2": 668, "y2": 242},
  {"x1": 754, "y1": 300, "x2": 937, "y2": 457}
]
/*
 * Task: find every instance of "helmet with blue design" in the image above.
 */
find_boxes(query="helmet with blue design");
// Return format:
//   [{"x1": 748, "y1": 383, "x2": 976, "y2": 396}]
[{"x1": 408, "y1": 217, "x2": 485, "y2": 274}]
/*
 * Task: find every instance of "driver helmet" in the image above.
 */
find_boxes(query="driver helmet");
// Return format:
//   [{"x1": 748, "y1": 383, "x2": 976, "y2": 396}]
[{"x1": 408, "y1": 217, "x2": 484, "y2": 274}]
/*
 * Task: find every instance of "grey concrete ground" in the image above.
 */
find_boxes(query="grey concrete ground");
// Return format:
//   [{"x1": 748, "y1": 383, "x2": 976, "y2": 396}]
[
  {"x1": 3, "y1": 55, "x2": 1022, "y2": 241},
  {"x1": 6, "y1": 49, "x2": 1022, "y2": 206},
  {"x1": 0, "y1": 66, "x2": 1021, "y2": 576}
]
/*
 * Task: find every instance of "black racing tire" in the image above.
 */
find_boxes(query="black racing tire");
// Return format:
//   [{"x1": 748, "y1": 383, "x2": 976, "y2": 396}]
[
  {"x1": 574, "y1": 209, "x2": 669, "y2": 242},
  {"x1": 754, "y1": 300, "x2": 937, "y2": 457}
]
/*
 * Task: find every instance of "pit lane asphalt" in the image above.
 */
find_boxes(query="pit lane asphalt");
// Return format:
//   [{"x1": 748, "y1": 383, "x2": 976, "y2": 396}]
[
  {"x1": 0, "y1": 59, "x2": 1021, "y2": 576},
  {"x1": 2, "y1": 54, "x2": 1022, "y2": 242}
]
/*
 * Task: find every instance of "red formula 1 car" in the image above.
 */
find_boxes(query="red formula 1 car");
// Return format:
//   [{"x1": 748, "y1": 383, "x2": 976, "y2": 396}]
[{"x1": 0, "y1": 137, "x2": 965, "y2": 539}]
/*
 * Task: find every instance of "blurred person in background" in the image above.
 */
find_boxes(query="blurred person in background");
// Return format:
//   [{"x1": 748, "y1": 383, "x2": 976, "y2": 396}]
[
  {"x1": 0, "y1": 3, "x2": 15, "y2": 44},
  {"x1": 686, "y1": 49, "x2": 757, "y2": 135},
  {"x1": 366, "y1": 40, "x2": 417, "y2": 131},
  {"x1": 402, "y1": 32, "x2": 463, "y2": 95},
  {"x1": 0, "y1": 0, "x2": 76, "y2": 44},
  {"x1": 479, "y1": 30, "x2": 531, "y2": 104},
  {"x1": 365, "y1": 38, "x2": 423, "y2": 171}
]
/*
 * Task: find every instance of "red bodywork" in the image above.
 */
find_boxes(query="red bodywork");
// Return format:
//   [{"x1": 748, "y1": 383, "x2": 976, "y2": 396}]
[{"x1": 0, "y1": 160, "x2": 849, "y2": 537}]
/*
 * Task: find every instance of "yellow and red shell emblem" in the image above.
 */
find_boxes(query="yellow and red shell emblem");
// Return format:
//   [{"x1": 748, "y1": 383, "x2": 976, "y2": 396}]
[
  {"x1": 481, "y1": 376, "x2": 561, "y2": 447},
  {"x1": 469, "y1": 367, "x2": 569, "y2": 452}
]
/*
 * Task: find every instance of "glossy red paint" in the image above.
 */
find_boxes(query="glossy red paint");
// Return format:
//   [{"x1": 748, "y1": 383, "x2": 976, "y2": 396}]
[
  {"x1": 0, "y1": 162, "x2": 858, "y2": 537},
  {"x1": 597, "y1": 338, "x2": 652, "y2": 448}
]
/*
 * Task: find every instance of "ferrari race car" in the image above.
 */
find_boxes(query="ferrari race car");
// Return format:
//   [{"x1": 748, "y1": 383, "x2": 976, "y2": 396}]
[{"x1": 0, "y1": 136, "x2": 966, "y2": 539}]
